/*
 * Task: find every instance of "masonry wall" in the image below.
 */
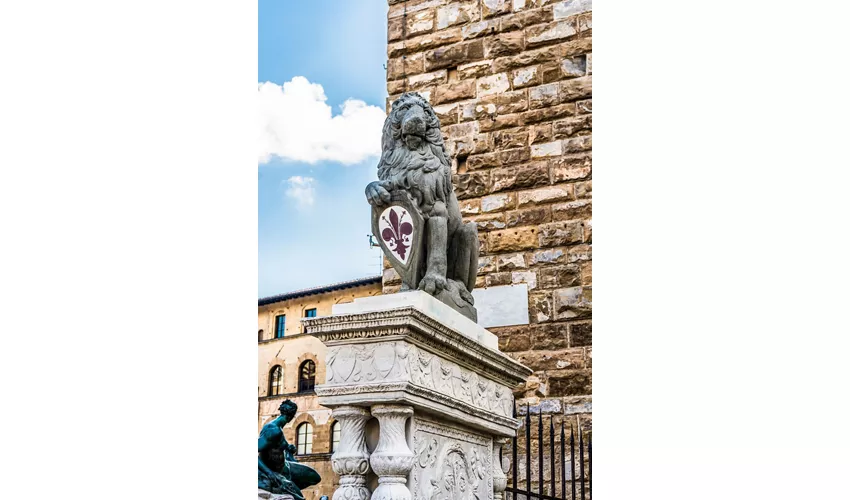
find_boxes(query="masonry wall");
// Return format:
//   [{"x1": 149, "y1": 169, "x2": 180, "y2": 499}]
[{"x1": 382, "y1": 0, "x2": 592, "y2": 435}]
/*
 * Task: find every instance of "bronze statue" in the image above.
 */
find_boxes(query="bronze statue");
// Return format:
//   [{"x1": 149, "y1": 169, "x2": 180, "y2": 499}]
[
  {"x1": 366, "y1": 92, "x2": 479, "y2": 321},
  {"x1": 258, "y1": 400, "x2": 321, "y2": 499}
]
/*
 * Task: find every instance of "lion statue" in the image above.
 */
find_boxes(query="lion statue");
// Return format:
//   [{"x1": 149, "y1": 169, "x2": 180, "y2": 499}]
[{"x1": 365, "y1": 92, "x2": 479, "y2": 321}]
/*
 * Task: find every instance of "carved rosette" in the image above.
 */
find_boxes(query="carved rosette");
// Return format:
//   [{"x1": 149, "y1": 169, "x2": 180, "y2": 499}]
[
  {"x1": 370, "y1": 405, "x2": 415, "y2": 500},
  {"x1": 331, "y1": 406, "x2": 372, "y2": 500},
  {"x1": 493, "y1": 438, "x2": 510, "y2": 500}
]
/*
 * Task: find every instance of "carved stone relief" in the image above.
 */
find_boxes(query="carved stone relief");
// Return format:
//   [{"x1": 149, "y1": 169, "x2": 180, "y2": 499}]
[
  {"x1": 325, "y1": 341, "x2": 514, "y2": 419},
  {"x1": 411, "y1": 417, "x2": 493, "y2": 500}
]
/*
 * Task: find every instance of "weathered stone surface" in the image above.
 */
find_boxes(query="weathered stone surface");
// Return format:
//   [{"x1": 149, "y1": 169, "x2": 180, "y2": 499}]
[
  {"x1": 432, "y1": 102, "x2": 460, "y2": 124},
  {"x1": 529, "y1": 123, "x2": 554, "y2": 144},
  {"x1": 387, "y1": 52, "x2": 425, "y2": 80},
  {"x1": 432, "y1": 79, "x2": 476, "y2": 104},
  {"x1": 408, "y1": 69, "x2": 448, "y2": 89},
  {"x1": 548, "y1": 369, "x2": 591, "y2": 396},
  {"x1": 497, "y1": 252, "x2": 527, "y2": 270},
  {"x1": 383, "y1": 266, "x2": 402, "y2": 286},
  {"x1": 563, "y1": 395, "x2": 592, "y2": 415},
  {"x1": 522, "y1": 103, "x2": 576, "y2": 124},
  {"x1": 553, "y1": 0, "x2": 593, "y2": 19},
  {"x1": 388, "y1": 0, "x2": 444, "y2": 19},
  {"x1": 529, "y1": 248, "x2": 567, "y2": 266},
  {"x1": 478, "y1": 255, "x2": 496, "y2": 274},
  {"x1": 526, "y1": 20, "x2": 578, "y2": 48},
  {"x1": 461, "y1": 19, "x2": 499, "y2": 39},
  {"x1": 481, "y1": 192, "x2": 515, "y2": 212},
  {"x1": 550, "y1": 154, "x2": 591, "y2": 182},
  {"x1": 586, "y1": 52, "x2": 592, "y2": 74},
  {"x1": 473, "y1": 89, "x2": 528, "y2": 117},
  {"x1": 538, "y1": 221, "x2": 582, "y2": 247},
  {"x1": 477, "y1": 72, "x2": 511, "y2": 97},
  {"x1": 511, "y1": 270, "x2": 537, "y2": 289},
  {"x1": 470, "y1": 212, "x2": 507, "y2": 230},
  {"x1": 498, "y1": 147, "x2": 531, "y2": 165},
  {"x1": 561, "y1": 55, "x2": 587, "y2": 78},
  {"x1": 485, "y1": 31, "x2": 525, "y2": 58},
  {"x1": 569, "y1": 321, "x2": 591, "y2": 347},
  {"x1": 493, "y1": 44, "x2": 562, "y2": 72},
  {"x1": 515, "y1": 348, "x2": 584, "y2": 371},
  {"x1": 486, "y1": 271, "x2": 512, "y2": 286},
  {"x1": 454, "y1": 171, "x2": 491, "y2": 198},
  {"x1": 467, "y1": 151, "x2": 501, "y2": 170},
  {"x1": 530, "y1": 140, "x2": 561, "y2": 158},
  {"x1": 576, "y1": 98, "x2": 591, "y2": 114},
  {"x1": 506, "y1": 206, "x2": 550, "y2": 227},
  {"x1": 538, "y1": 264, "x2": 580, "y2": 289},
  {"x1": 489, "y1": 226, "x2": 539, "y2": 252},
  {"x1": 512, "y1": 65, "x2": 539, "y2": 89},
  {"x1": 407, "y1": 8, "x2": 436, "y2": 36},
  {"x1": 552, "y1": 199, "x2": 592, "y2": 220},
  {"x1": 529, "y1": 82, "x2": 561, "y2": 109},
  {"x1": 478, "y1": 112, "x2": 525, "y2": 132},
  {"x1": 436, "y1": 2, "x2": 479, "y2": 30},
  {"x1": 493, "y1": 128, "x2": 529, "y2": 149},
  {"x1": 518, "y1": 185, "x2": 575, "y2": 207},
  {"x1": 388, "y1": 28, "x2": 462, "y2": 57},
  {"x1": 560, "y1": 75, "x2": 592, "y2": 101},
  {"x1": 457, "y1": 59, "x2": 494, "y2": 79},
  {"x1": 500, "y1": 8, "x2": 553, "y2": 32},
  {"x1": 491, "y1": 162, "x2": 550, "y2": 193},
  {"x1": 529, "y1": 291, "x2": 552, "y2": 323},
  {"x1": 567, "y1": 244, "x2": 591, "y2": 263},
  {"x1": 553, "y1": 115, "x2": 591, "y2": 138},
  {"x1": 562, "y1": 135, "x2": 591, "y2": 153},
  {"x1": 575, "y1": 180, "x2": 591, "y2": 198},
  {"x1": 482, "y1": 0, "x2": 511, "y2": 18},
  {"x1": 425, "y1": 40, "x2": 485, "y2": 71},
  {"x1": 552, "y1": 285, "x2": 591, "y2": 319}
]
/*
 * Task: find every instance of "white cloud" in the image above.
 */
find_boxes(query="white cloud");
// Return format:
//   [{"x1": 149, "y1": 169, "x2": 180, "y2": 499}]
[
  {"x1": 259, "y1": 77, "x2": 386, "y2": 165},
  {"x1": 284, "y1": 176, "x2": 316, "y2": 210}
]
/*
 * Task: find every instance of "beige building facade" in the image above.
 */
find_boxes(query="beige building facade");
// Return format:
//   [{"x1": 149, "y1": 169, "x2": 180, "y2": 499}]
[{"x1": 257, "y1": 276, "x2": 382, "y2": 500}]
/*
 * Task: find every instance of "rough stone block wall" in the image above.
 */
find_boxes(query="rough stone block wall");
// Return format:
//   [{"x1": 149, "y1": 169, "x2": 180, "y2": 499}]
[{"x1": 383, "y1": 0, "x2": 592, "y2": 431}]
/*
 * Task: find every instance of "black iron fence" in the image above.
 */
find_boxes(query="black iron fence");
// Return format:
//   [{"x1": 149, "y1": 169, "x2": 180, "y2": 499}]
[{"x1": 504, "y1": 405, "x2": 591, "y2": 500}]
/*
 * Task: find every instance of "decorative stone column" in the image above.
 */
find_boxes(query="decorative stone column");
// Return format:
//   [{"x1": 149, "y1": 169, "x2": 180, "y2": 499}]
[
  {"x1": 331, "y1": 406, "x2": 372, "y2": 500},
  {"x1": 304, "y1": 291, "x2": 532, "y2": 500},
  {"x1": 492, "y1": 437, "x2": 510, "y2": 500},
  {"x1": 369, "y1": 405, "x2": 415, "y2": 500}
]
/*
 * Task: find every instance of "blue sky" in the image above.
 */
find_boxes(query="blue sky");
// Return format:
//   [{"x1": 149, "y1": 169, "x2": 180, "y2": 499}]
[{"x1": 258, "y1": 0, "x2": 389, "y2": 297}]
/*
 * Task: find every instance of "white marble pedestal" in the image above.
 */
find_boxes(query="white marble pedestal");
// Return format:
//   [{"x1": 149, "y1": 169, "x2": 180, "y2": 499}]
[{"x1": 303, "y1": 291, "x2": 531, "y2": 500}]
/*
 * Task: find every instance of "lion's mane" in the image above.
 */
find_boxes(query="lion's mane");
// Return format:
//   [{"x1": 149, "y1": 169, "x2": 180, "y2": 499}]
[{"x1": 377, "y1": 93, "x2": 453, "y2": 214}]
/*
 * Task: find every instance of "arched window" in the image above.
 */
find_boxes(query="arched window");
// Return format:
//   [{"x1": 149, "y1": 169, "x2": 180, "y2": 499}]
[
  {"x1": 298, "y1": 360, "x2": 316, "y2": 393},
  {"x1": 258, "y1": 329, "x2": 264, "y2": 342},
  {"x1": 296, "y1": 422, "x2": 313, "y2": 455},
  {"x1": 330, "y1": 421, "x2": 341, "y2": 453},
  {"x1": 269, "y1": 365, "x2": 283, "y2": 396}
]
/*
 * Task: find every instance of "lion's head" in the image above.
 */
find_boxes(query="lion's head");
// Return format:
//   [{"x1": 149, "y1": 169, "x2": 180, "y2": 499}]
[{"x1": 377, "y1": 92, "x2": 451, "y2": 180}]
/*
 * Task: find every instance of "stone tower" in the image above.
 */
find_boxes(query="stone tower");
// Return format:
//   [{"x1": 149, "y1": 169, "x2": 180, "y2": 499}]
[{"x1": 383, "y1": 0, "x2": 592, "y2": 428}]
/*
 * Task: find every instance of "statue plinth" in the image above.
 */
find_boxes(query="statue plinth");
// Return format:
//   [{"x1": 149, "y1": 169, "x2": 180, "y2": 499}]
[{"x1": 304, "y1": 291, "x2": 531, "y2": 500}]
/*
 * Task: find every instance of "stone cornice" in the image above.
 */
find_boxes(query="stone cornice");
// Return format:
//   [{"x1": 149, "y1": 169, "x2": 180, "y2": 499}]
[
  {"x1": 315, "y1": 380, "x2": 521, "y2": 432},
  {"x1": 303, "y1": 307, "x2": 531, "y2": 386}
]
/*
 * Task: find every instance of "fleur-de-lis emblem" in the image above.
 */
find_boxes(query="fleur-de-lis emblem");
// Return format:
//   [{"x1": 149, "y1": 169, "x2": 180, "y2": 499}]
[{"x1": 380, "y1": 207, "x2": 414, "y2": 261}]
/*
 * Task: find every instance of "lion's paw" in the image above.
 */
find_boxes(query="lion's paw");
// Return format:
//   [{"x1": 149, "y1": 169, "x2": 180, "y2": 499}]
[{"x1": 418, "y1": 273, "x2": 447, "y2": 295}]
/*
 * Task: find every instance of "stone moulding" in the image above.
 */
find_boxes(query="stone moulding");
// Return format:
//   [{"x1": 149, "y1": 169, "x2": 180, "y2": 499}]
[
  {"x1": 302, "y1": 306, "x2": 531, "y2": 387},
  {"x1": 315, "y1": 380, "x2": 520, "y2": 432}
]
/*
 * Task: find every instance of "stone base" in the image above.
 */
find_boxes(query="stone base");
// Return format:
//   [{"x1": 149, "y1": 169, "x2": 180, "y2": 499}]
[{"x1": 257, "y1": 489, "x2": 294, "y2": 500}]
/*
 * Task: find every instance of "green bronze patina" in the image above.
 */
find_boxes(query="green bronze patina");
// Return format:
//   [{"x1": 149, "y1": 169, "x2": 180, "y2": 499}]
[{"x1": 258, "y1": 400, "x2": 321, "y2": 499}]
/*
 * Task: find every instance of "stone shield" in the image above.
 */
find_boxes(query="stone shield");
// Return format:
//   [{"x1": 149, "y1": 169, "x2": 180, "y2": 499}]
[{"x1": 371, "y1": 191, "x2": 425, "y2": 289}]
